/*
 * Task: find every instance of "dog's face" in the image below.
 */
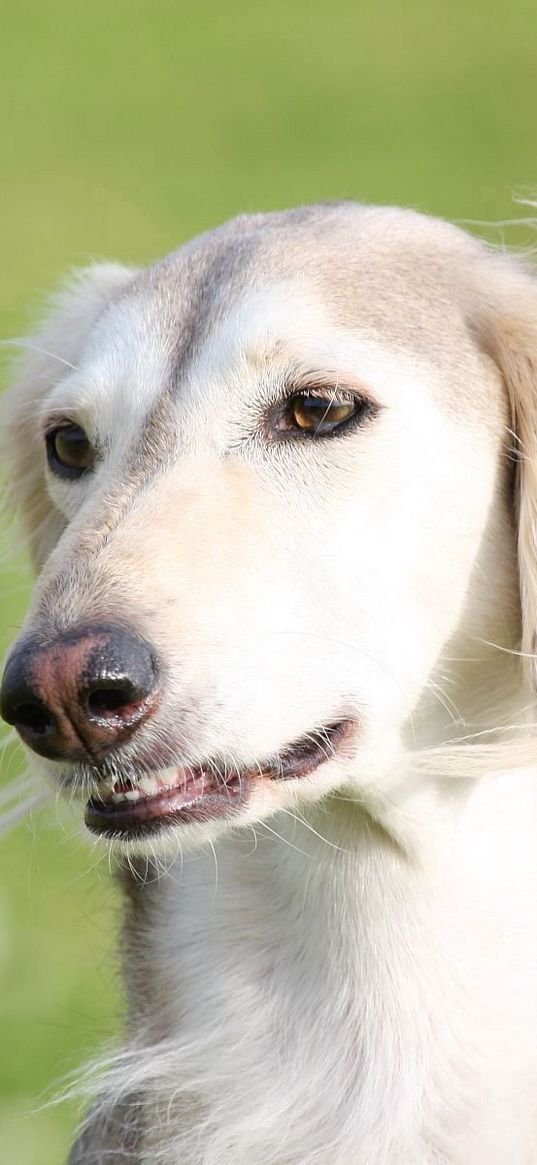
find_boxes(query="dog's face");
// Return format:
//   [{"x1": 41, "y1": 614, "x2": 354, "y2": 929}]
[{"x1": 1, "y1": 204, "x2": 528, "y2": 853}]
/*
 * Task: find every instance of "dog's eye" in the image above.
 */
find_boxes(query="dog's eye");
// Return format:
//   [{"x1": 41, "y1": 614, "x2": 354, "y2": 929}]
[
  {"x1": 46, "y1": 423, "x2": 94, "y2": 479},
  {"x1": 289, "y1": 394, "x2": 356, "y2": 433},
  {"x1": 282, "y1": 392, "x2": 366, "y2": 437}
]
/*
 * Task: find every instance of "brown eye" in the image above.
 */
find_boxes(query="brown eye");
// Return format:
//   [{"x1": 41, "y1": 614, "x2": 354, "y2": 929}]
[
  {"x1": 287, "y1": 393, "x2": 360, "y2": 435},
  {"x1": 46, "y1": 423, "x2": 94, "y2": 479}
]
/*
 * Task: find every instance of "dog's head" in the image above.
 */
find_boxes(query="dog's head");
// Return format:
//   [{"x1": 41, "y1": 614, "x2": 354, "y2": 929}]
[{"x1": 1, "y1": 204, "x2": 535, "y2": 853}]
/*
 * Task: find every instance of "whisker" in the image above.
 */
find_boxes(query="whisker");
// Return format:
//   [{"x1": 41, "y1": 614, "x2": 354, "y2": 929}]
[
  {"x1": 0, "y1": 337, "x2": 79, "y2": 371},
  {"x1": 280, "y1": 807, "x2": 351, "y2": 854},
  {"x1": 257, "y1": 817, "x2": 312, "y2": 859}
]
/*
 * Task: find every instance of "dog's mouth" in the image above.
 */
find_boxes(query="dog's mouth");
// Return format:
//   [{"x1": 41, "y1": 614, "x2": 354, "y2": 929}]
[{"x1": 84, "y1": 719, "x2": 355, "y2": 839}]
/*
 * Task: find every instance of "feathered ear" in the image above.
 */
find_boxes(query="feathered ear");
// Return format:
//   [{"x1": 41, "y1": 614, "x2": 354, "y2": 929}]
[
  {"x1": 476, "y1": 254, "x2": 537, "y2": 691},
  {"x1": 2, "y1": 262, "x2": 137, "y2": 570}
]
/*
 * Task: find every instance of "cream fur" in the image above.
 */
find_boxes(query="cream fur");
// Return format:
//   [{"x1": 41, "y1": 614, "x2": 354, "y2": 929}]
[{"x1": 3, "y1": 203, "x2": 537, "y2": 1163}]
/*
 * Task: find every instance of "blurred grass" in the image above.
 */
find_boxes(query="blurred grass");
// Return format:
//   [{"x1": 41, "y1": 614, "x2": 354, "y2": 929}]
[{"x1": 1, "y1": 0, "x2": 537, "y2": 1160}]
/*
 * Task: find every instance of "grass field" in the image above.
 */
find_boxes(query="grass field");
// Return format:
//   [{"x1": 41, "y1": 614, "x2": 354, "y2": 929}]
[{"x1": 1, "y1": 1, "x2": 537, "y2": 1159}]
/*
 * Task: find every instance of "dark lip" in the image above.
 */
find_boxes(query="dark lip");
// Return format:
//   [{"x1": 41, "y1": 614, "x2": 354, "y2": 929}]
[{"x1": 84, "y1": 718, "x2": 356, "y2": 841}]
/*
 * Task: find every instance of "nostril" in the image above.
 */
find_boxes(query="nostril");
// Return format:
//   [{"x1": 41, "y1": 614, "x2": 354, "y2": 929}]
[
  {"x1": 86, "y1": 682, "x2": 149, "y2": 720},
  {"x1": 12, "y1": 701, "x2": 54, "y2": 737}
]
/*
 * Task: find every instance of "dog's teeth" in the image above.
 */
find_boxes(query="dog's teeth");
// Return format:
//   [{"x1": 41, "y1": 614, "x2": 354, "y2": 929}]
[
  {"x1": 96, "y1": 769, "x2": 181, "y2": 804},
  {"x1": 138, "y1": 774, "x2": 163, "y2": 795},
  {"x1": 111, "y1": 787, "x2": 142, "y2": 803}
]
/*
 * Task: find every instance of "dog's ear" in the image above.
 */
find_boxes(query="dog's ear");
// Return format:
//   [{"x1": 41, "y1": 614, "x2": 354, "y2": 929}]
[
  {"x1": 2, "y1": 263, "x2": 137, "y2": 570},
  {"x1": 476, "y1": 255, "x2": 537, "y2": 690}
]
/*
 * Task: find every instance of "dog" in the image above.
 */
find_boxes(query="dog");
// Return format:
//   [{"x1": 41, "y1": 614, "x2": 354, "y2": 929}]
[{"x1": 3, "y1": 202, "x2": 537, "y2": 1163}]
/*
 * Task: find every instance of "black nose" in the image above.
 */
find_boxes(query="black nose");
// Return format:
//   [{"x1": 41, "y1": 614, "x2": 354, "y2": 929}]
[{"x1": 0, "y1": 623, "x2": 159, "y2": 762}]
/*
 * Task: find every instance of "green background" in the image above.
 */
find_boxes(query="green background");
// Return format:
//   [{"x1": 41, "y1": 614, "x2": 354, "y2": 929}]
[{"x1": 1, "y1": 1, "x2": 536, "y2": 1160}]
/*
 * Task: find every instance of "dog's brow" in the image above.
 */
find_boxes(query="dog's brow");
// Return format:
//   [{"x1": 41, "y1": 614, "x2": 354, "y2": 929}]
[{"x1": 130, "y1": 231, "x2": 261, "y2": 391}]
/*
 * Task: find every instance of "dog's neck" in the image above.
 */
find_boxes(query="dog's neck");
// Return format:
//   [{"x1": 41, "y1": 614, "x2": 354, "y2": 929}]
[{"x1": 115, "y1": 746, "x2": 537, "y2": 1164}]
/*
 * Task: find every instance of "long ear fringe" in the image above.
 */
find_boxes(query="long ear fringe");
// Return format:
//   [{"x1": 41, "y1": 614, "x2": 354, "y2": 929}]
[{"x1": 475, "y1": 253, "x2": 537, "y2": 695}]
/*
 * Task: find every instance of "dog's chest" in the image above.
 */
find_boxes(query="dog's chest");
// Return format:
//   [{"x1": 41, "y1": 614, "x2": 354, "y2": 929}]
[{"x1": 113, "y1": 826, "x2": 537, "y2": 1165}]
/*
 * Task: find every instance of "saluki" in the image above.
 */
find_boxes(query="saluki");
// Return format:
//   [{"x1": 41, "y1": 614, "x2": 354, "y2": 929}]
[{"x1": 3, "y1": 202, "x2": 537, "y2": 1163}]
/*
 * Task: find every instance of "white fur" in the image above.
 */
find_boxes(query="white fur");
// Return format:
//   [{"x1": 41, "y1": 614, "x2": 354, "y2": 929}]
[{"x1": 3, "y1": 203, "x2": 537, "y2": 1162}]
